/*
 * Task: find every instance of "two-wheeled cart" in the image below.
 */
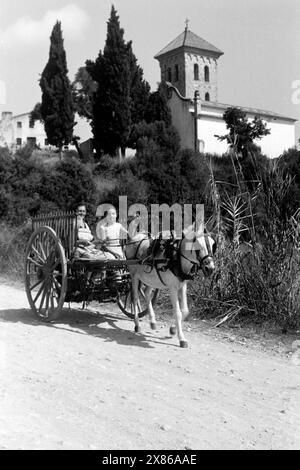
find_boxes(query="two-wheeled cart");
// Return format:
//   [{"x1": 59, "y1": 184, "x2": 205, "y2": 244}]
[{"x1": 24, "y1": 212, "x2": 159, "y2": 321}]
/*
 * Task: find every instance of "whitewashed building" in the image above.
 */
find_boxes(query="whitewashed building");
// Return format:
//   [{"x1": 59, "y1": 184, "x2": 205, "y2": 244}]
[
  {"x1": 0, "y1": 111, "x2": 47, "y2": 151},
  {"x1": 0, "y1": 110, "x2": 93, "y2": 154},
  {"x1": 155, "y1": 26, "x2": 296, "y2": 158}
]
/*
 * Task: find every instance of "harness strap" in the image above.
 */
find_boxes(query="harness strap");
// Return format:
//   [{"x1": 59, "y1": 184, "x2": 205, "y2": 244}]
[
  {"x1": 176, "y1": 239, "x2": 197, "y2": 281},
  {"x1": 155, "y1": 265, "x2": 167, "y2": 286},
  {"x1": 136, "y1": 233, "x2": 214, "y2": 284}
]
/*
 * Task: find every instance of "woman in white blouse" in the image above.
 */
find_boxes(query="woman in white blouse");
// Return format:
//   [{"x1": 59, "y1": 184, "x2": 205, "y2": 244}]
[{"x1": 97, "y1": 208, "x2": 128, "y2": 259}]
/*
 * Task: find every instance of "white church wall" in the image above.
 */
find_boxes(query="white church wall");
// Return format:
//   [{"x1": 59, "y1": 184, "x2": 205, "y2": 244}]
[
  {"x1": 197, "y1": 113, "x2": 296, "y2": 158},
  {"x1": 258, "y1": 120, "x2": 295, "y2": 158},
  {"x1": 197, "y1": 117, "x2": 228, "y2": 154}
]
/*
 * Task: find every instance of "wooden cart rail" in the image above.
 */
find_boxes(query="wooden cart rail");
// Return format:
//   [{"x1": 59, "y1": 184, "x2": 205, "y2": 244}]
[{"x1": 32, "y1": 211, "x2": 77, "y2": 260}]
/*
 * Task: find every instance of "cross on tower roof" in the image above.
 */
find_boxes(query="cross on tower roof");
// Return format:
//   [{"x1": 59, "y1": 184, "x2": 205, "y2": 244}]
[{"x1": 185, "y1": 18, "x2": 189, "y2": 30}]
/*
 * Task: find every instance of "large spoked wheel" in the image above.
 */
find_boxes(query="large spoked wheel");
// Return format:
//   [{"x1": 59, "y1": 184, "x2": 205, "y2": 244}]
[
  {"x1": 25, "y1": 226, "x2": 67, "y2": 321},
  {"x1": 117, "y1": 282, "x2": 159, "y2": 319}
]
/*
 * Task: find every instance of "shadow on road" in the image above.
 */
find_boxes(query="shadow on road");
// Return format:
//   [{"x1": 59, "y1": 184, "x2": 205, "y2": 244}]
[{"x1": 0, "y1": 305, "x2": 177, "y2": 349}]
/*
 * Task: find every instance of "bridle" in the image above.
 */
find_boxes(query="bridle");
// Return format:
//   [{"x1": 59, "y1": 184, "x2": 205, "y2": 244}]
[{"x1": 179, "y1": 232, "x2": 214, "y2": 270}]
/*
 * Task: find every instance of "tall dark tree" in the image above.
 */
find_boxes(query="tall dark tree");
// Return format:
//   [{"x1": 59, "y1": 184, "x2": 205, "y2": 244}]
[
  {"x1": 127, "y1": 41, "x2": 150, "y2": 125},
  {"x1": 144, "y1": 82, "x2": 172, "y2": 126},
  {"x1": 39, "y1": 21, "x2": 75, "y2": 156},
  {"x1": 72, "y1": 66, "x2": 97, "y2": 121},
  {"x1": 29, "y1": 102, "x2": 42, "y2": 127},
  {"x1": 87, "y1": 6, "x2": 131, "y2": 158}
]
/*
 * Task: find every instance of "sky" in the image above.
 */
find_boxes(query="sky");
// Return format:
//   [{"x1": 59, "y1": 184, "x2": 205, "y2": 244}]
[{"x1": 0, "y1": 0, "x2": 300, "y2": 142}]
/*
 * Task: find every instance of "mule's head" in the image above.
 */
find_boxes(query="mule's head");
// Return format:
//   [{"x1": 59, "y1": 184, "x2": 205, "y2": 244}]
[{"x1": 181, "y1": 229, "x2": 216, "y2": 278}]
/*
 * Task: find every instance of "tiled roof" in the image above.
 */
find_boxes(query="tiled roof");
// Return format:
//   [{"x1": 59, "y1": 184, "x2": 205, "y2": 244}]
[
  {"x1": 155, "y1": 28, "x2": 223, "y2": 58},
  {"x1": 201, "y1": 100, "x2": 297, "y2": 122}
]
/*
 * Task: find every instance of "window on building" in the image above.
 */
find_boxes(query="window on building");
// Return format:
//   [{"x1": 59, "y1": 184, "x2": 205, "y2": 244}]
[
  {"x1": 17, "y1": 121, "x2": 22, "y2": 128},
  {"x1": 175, "y1": 64, "x2": 179, "y2": 81},
  {"x1": 16, "y1": 138, "x2": 22, "y2": 146},
  {"x1": 167, "y1": 67, "x2": 172, "y2": 82},
  {"x1": 29, "y1": 117, "x2": 34, "y2": 128},
  {"x1": 205, "y1": 92, "x2": 210, "y2": 101},
  {"x1": 45, "y1": 138, "x2": 48, "y2": 146},
  {"x1": 27, "y1": 137, "x2": 37, "y2": 147},
  {"x1": 194, "y1": 64, "x2": 199, "y2": 80},
  {"x1": 204, "y1": 65, "x2": 209, "y2": 82}
]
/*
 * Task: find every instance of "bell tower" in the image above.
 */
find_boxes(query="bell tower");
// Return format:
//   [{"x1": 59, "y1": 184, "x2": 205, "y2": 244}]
[{"x1": 154, "y1": 23, "x2": 223, "y2": 102}]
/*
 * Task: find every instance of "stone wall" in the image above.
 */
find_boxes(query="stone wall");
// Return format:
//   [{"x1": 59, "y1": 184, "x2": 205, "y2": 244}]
[{"x1": 166, "y1": 86, "x2": 194, "y2": 150}]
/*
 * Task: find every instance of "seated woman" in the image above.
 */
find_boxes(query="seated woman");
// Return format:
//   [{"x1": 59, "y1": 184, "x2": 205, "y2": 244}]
[
  {"x1": 96, "y1": 208, "x2": 129, "y2": 259},
  {"x1": 76, "y1": 204, "x2": 93, "y2": 243},
  {"x1": 73, "y1": 203, "x2": 114, "y2": 261}
]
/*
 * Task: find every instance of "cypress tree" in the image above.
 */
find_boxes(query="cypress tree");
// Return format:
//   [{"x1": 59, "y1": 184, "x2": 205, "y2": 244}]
[
  {"x1": 40, "y1": 21, "x2": 75, "y2": 156},
  {"x1": 127, "y1": 41, "x2": 150, "y2": 125},
  {"x1": 88, "y1": 6, "x2": 131, "y2": 158}
]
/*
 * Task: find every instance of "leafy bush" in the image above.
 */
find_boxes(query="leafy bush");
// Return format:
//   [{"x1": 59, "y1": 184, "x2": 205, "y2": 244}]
[
  {"x1": 278, "y1": 148, "x2": 300, "y2": 213},
  {"x1": 93, "y1": 154, "x2": 119, "y2": 177},
  {"x1": 105, "y1": 167, "x2": 149, "y2": 207},
  {"x1": 0, "y1": 188, "x2": 12, "y2": 219},
  {"x1": 0, "y1": 147, "x2": 97, "y2": 224},
  {"x1": 40, "y1": 157, "x2": 96, "y2": 213}
]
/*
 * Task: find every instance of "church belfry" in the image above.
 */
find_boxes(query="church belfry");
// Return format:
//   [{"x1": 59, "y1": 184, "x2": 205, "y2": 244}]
[{"x1": 154, "y1": 24, "x2": 223, "y2": 101}]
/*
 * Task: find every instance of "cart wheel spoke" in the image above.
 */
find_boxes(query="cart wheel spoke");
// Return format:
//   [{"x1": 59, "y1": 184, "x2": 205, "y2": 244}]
[
  {"x1": 51, "y1": 280, "x2": 59, "y2": 299},
  {"x1": 53, "y1": 276, "x2": 61, "y2": 291},
  {"x1": 44, "y1": 289, "x2": 51, "y2": 315},
  {"x1": 30, "y1": 278, "x2": 43, "y2": 292},
  {"x1": 38, "y1": 287, "x2": 47, "y2": 313},
  {"x1": 38, "y1": 239, "x2": 47, "y2": 261},
  {"x1": 27, "y1": 256, "x2": 43, "y2": 268},
  {"x1": 30, "y1": 244, "x2": 46, "y2": 264},
  {"x1": 33, "y1": 281, "x2": 45, "y2": 303},
  {"x1": 50, "y1": 293, "x2": 55, "y2": 310}
]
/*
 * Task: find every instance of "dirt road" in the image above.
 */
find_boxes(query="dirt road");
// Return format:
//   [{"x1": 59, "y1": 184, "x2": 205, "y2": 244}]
[{"x1": 0, "y1": 282, "x2": 299, "y2": 450}]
